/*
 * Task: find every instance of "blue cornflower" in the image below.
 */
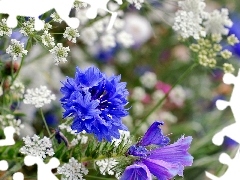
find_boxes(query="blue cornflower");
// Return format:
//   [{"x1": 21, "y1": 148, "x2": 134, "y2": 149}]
[
  {"x1": 120, "y1": 121, "x2": 193, "y2": 180},
  {"x1": 60, "y1": 66, "x2": 129, "y2": 141},
  {"x1": 226, "y1": 13, "x2": 240, "y2": 57}
]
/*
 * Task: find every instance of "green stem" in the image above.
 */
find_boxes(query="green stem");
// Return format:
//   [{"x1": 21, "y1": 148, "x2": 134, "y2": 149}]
[
  {"x1": 10, "y1": 38, "x2": 32, "y2": 87},
  {"x1": 80, "y1": 153, "x2": 124, "y2": 163},
  {"x1": 40, "y1": 108, "x2": 51, "y2": 137},
  {"x1": 85, "y1": 175, "x2": 116, "y2": 180},
  {"x1": 132, "y1": 63, "x2": 198, "y2": 135}
]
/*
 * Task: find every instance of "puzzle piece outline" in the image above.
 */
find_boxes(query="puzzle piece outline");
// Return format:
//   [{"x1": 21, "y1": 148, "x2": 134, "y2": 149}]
[
  {"x1": 206, "y1": 69, "x2": 240, "y2": 179},
  {"x1": 0, "y1": 0, "x2": 122, "y2": 31}
]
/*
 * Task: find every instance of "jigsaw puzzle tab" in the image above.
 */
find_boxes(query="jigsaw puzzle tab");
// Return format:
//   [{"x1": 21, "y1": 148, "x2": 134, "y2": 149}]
[
  {"x1": 24, "y1": 155, "x2": 60, "y2": 180},
  {"x1": 0, "y1": 0, "x2": 79, "y2": 30},
  {"x1": 77, "y1": 0, "x2": 122, "y2": 30},
  {"x1": 0, "y1": 160, "x2": 24, "y2": 180},
  {"x1": 206, "y1": 149, "x2": 240, "y2": 180},
  {"x1": 0, "y1": 126, "x2": 15, "y2": 146},
  {"x1": 206, "y1": 69, "x2": 240, "y2": 179}
]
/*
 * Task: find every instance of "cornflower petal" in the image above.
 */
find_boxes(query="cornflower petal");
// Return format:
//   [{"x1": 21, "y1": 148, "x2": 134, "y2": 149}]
[
  {"x1": 138, "y1": 121, "x2": 170, "y2": 147},
  {"x1": 148, "y1": 136, "x2": 193, "y2": 176},
  {"x1": 120, "y1": 163, "x2": 152, "y2": 180},
  {"x1": 141, "y1": 159, "x2": 180, "y2": 180}
]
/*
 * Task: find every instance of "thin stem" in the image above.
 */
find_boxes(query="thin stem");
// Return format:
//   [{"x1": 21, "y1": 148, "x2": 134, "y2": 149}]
[
  {"x1": 10, "y1": 38, "x2": 32, "y2": 87},
  {"x1": 80, "y1": 153, "x2": 124, "y2": 163},
  {"x1": 40, "y1": 108, "x2": 51, "y2": 137},
  {"x1": 132, "y1": 63, "x2": 198, "y2": 135}
]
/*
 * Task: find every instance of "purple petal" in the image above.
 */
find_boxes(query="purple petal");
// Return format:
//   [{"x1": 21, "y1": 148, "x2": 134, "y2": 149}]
[
  {"x1": 148, "y1": 136, "x2": 193, "y2": 176},
  {"x1": 142, "y1": 158, "x2": 180, "y2": 180},
  {"x1": 138, "y1": 121, "x2": 170, "y2": 147},
  {"x1": 120, "y1": 163, "x2": 152, "y2": 180}
]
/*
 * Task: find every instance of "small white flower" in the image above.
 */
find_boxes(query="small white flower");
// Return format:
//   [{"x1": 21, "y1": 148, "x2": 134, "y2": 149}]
[
  {"x1": 227, "y1": 34, "x2": 239, "y2": 46},
  {"x1": 93, "y1": 20, "x2": 105, "y2": 32},
  {"x1": 0, "y1": 114, "x2": 24, "y2": 135},
  {"x1": 70, "y1": 138, "x2": 78, "y2": 146},
  {"x1": 10, "y1": 81, "x2": 25, "y2": 99},
  {"x1": 71, "y1": 132, "x2": 88, "y2": 146},
  {"x1": 127, "y1": 0, "x2": 144, "y2": 9},
  {"x1": 204, "y1": 8, "x2": 233, "y2": 35},
  {"x1": 0, "y1": 18, "x2": 12, "y2": 36},
  {"x1": 111, "y1": 130, "x2": 131, "y2": 147},
  {"x1": 131, "y1": 86, "x2": 146, "y2": 101},
  {"x1": 57, "y1": 157, "x2": 88, "y2": 180},
  {"x1": 6, "y1": 39, "x2": 28, "y2": 60},
  {"x1": 20, "y1": 18, "x2": 35, "y2": 36},
  {"x1": 74, "y1": 0, "x2": 88, "y2": 8},
  {"x1": 221, "y1": 49, "x2": 232, "y2": 59},
  {"x1": 223, "y1": 63, "x2": 235, "y2": 74},
  {"x1": 169, "y1": 85, "x2": 186, "y2": 107},
  {"x1": 178, "y1": 0, "x2": 206, "y2": 16},
  {"x1": 8, "y1": 119, "x2": 24, "y2": 136},
  {"x1": 50, "y1": 12, "x2": 63, "y2": 23},
  {"x1": 173, "y1": 10, "x2": 206, "y2": 39},
  {"x1": 20, "y1": 134, "x2": 54, "y2": 159},
  {"x1": 132, "y1": 102, "x2": 144, "y2": 116},
  {"x1": 211, "y1": 34, "x2": 222, "y2": 43},
  {"x1": 114, "y1": 18, "x2": 125, "y2": 30},
  {"x1": 152, "y1": 90, "x2": 165, "y2": 102},
  {"x1": 100, "y1": 34, "x2": 116, "y2": 49},
  {"x1": 63, "y1": 27, "x2": 80, "y2": 43},
  {"x1": 44, "y1": 23, "x2": 52, "y2": 31},
  {"x1": 116, "y1": 31, "x2": 134, "y2": 48},
  {"x1": 140, "y1": 71, "x2": 157, "y2": 89},
  {"x1": 41, "y1": 31, "x2": 55, "y2": 48},
  {"x1": 80, "y1": 27, "x2": 98, "y2": 46},
  {"x1": 23, "y1": 85, "x2": 56, "y2": 108},
  {"x1": 49, "y1": 43, "x2": 70, "y2": 65},
  {"x1": 159, "y1": 111, "x2": 178, "y2": 123},
  {"x1": 95, "y1": 158, "x2": 118, "y2": 176},
  {"x1": 173, "y1": 0, "x2": 208, "y2": 39}
]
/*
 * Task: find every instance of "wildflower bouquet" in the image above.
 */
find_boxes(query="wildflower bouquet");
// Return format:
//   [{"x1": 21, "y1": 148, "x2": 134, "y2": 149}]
[{"x1": 0, "y1": 0, "x2": 240, "y2": 179}]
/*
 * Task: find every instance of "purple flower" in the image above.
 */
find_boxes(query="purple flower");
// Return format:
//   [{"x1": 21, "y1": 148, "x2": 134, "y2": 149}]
[
  {"x1": 120, "y1": 121, "x2": 193, "y2": 180},
  {"x1": 60, "y1": 66, "x2": 129, "y2": 141}
]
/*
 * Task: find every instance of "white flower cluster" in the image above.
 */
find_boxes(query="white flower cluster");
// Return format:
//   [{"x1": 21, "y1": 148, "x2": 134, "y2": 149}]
[
  {"x1": 10, "y1": 81, "x2": 25, "y2": 99},
  {"x1": 173, "y1": 0, "x2": 233, "y2": 39},
  {"x1": 20, "y1": 134, "x2": 54, "y2": 159},
  {"x1": 95, "y1": 158, "x2": 118, "y2": 176},
  {"x1": 73, "y1": 0, "x2": 88, "y2": 8},
  {"x1": 63, "y1": 27, "x2": 80, "y2": 43},
  {"x1": 0, "y1": 114, "x2": 24, "y2": 135},
  {"x1": 0, "y1": 18, "x2": 12, "y2": 37},
  {"x1": 169, "y1": 85, "x2": 186, "y2": 107},
  {"x1": 59, "y1": 124, "x2": 88, "y2": 146},
  {"x1": 23, "y1": 85, "x2": 56, "y2": 108},
  {"x1": 204, "y1": 8, "x2": 233, "y2": 35},
  {"x1": 140, "y1": 71, "x2": 157, "y2": 89},
  {"x1": 50, "y1": 12, "x2": 62, "y2": 23},
  {"x1": 173, "y1": 0, "x2": 207, "y2": 39},
  {"x1": 131, "y1": 86, "x2": 146, "y2": 101},
  {"x1": 6, "y1": 39, "x2": 28, "y2": 60},
  {"x1": 49, "y1": 43, "x2": 70, "y2": 65},
  {"x1": 79, "y1": 15, "x2": 134, "y2": 49},
  {"x1": 70, "y1": 133, "x2": 88, "y2": 146},
  {"x1": 127, "y1": 0, "x2": 144, "y2": 9},
  {"x1": 20, "y1": 18, "x2": 35, "y2": 36},
  {"x1": 111, "y1": 130, "x2": 131, "y2": 147},
  {"x1": 57, "y1": 157, "x2": 88, "y2": 180},
  {"x1": 41, "y1": 31, "x2": 55, "y2": 48}
]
